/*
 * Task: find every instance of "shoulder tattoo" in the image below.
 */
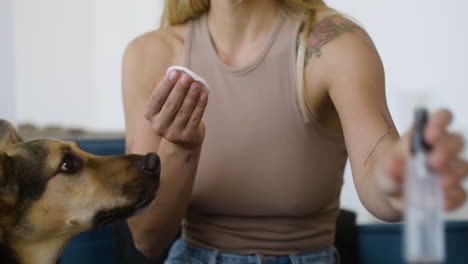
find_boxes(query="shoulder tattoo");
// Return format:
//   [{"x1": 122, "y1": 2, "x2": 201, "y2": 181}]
[{"x1": 302, "y1": 17, "x2": 360, "y2": 66}]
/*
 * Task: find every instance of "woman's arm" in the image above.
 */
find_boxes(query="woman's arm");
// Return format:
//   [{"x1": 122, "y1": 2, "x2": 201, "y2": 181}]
[
  {"x1": 122, "y1": 29, "x2": 208, "y2": 258},
  {"x1": 304, "y1": 16, "x2": 467, "y2": 222}
]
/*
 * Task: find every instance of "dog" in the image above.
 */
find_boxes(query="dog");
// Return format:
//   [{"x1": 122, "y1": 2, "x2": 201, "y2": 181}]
[{"x1": 0, "y1": 120, "x2": 160, "y2": 264}]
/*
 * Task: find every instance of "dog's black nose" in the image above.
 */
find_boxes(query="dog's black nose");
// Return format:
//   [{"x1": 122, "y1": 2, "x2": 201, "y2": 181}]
[{"x1": 143, "y1": 153, "x2": 160, "y2": 173}]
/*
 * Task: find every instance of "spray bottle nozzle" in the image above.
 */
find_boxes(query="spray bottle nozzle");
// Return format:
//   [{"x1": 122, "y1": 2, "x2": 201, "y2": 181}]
[{"x1": 411, "y1": 108, "x2": 431, "y2": 154}]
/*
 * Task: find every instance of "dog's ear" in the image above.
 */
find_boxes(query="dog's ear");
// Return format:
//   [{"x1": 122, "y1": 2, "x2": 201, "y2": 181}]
[
  {"x1": 0, "y1": 152, "x2": 18, "y2": 210},
  {"x1": 0, "y1": 120, "x2": 23, "y2": 150},
  {"x1": 0, "y1": 120, "x2": 21, "y2": 187}
]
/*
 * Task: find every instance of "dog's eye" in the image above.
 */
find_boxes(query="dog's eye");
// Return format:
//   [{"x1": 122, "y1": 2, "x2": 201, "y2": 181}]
[
  {"x1": 59, "y1": 155, "x2": 81, "y2": 174},
  {"x1": 60, "y1": 159, "x2": 74, "y2": 173}
]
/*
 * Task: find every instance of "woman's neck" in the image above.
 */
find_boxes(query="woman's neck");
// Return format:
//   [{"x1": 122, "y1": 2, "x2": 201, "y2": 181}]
[{"x1": 207, "y1": 0, "x2": 280, "y2": 67}]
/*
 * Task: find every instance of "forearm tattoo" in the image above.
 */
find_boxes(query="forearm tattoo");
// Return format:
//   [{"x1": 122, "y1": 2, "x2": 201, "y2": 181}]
[
  {"x1": 303, "y1": 17, "x2": 360, "y2": 66},
  {"x1": 364, "y1": 111, "x2": 399, "y2": 167}
]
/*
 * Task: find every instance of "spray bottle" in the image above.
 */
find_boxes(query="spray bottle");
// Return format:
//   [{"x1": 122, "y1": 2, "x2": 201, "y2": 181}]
[{"x1": 404, "y1": 108, "x2": 445, "y2": 264}]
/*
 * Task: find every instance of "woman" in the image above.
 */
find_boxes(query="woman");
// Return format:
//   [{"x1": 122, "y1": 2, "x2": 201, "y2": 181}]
[{"x1": 122, "y1": 0, "x2": 467, "y2": 263}]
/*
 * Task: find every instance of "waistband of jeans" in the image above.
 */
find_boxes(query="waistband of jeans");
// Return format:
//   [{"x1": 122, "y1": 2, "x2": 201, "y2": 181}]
[{"x1": 171, "y1": 238, "x2": 337, "y2": 263}]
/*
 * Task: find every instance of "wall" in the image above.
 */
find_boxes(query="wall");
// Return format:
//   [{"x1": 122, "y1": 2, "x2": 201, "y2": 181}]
[
  {"x1": 95, "y1": 0, "x2": 163, "y2": 131},
  {"x1": 13, "y1": 0, "x2": 97, "y2": 129},
  {"x1": 10, "y1": 0, "x2": 468, "y2": 223},
  {"x1": 13, "y1": 0, "x2": 163, "y2": 131},
  {"x1": 0, "y1": 0, "x2": 16, "y2": 124}
]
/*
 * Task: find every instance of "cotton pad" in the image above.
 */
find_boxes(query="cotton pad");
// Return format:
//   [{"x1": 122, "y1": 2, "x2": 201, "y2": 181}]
[{"x1": 167, "y1": 66, "x2": 209, "y2": 93}]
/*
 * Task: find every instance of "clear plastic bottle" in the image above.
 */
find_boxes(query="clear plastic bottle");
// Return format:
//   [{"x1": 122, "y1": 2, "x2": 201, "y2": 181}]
[{"x1": 404, "y1": 109, "x2": 445, "y2": 264}]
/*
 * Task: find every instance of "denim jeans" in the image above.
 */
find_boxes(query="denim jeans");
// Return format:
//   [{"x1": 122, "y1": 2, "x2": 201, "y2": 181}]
[{"x1": 164, "y1": 238, "x2": 340, "y2": 264}]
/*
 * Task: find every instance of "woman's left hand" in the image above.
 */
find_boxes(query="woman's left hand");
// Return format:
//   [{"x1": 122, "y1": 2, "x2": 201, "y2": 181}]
[{"x1": 381, "y1": 109, "x2": 468, "y2": 211}]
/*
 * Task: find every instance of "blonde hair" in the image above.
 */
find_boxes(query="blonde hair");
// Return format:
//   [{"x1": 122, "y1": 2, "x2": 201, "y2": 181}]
[{"x1": 161, "y1": 0, "x2": 335, "y2": 122}]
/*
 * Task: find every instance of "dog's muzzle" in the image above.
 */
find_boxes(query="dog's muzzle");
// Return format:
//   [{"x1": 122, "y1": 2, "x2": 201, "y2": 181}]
[{"x1": 143, "y1": 153, "x2": 160, "y2": 174}]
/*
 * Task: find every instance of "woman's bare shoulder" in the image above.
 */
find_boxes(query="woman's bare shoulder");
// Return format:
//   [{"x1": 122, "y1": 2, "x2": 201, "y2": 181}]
[
  {"x1": 304, "y1": 11, "x2": 381, "y2": 78},
  {"x1": 131, "y1": 24, "x2": 186, "y2": 51},
  {"x1": 123, "y1": 24, "x2": 188, "y2": 74},
  {"x1": 306, "y1": 11, "x2": 377, "y2": 60},
  {"x1": 303, "y1": 10, "x2": 384, "y2": 107},
  {"x1": 122, "y1": 24, "x2": 188, "y2": 97}
]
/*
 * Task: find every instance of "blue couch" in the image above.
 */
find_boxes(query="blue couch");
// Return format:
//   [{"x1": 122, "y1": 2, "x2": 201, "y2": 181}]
[
  {"x1": 358, "y1": 222, "x2": 468, "y2": 264},
  {"x1": 59, "y1": 139, "x2": 468, "y2": 264}
]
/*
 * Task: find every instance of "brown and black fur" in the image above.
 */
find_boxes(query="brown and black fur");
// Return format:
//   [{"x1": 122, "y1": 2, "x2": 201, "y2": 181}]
[{"x1": 0, "y1": 120, "x2": 160, "y2": 264}]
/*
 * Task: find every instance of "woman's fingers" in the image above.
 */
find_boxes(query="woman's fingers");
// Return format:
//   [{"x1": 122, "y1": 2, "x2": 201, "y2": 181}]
[
  {"x1": 443, "y1": 132, "x2": 465, "y2": 156},
  {"x1": 151, "y1": 73, "x2": 193, "y2": 131},
  {"x1": 424, "y1": 109, "x2": 453, "y2": 145},
  {"x1": 186, "y1": 92, "x2": 208, "y2": 132},
  {"x1": 423, "y1": 109, "x2": 468, "y2": 211},
  {"x1": 144, "y1": 70, "x2": 181, "y2": 119},
  {"x1": 429, "y1": 132, "x2": 465, "y2": 170},
  {"x1": 142, "y1": 68, "x2": 209, "y2": 149},
  {"x1": 444, "y1": 185, "x2": 467, "y2": 210},
  {"x1": 440, "y1": 159, "x2": 468, "y2": 188},
  {"x1": 171, "y1": 82, "x2": 201, "y2": 131}
]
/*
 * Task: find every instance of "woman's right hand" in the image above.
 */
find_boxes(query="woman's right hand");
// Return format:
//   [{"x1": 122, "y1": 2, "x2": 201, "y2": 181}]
[{"x1": 144, "y1": 69, "x2": 208, "y2": 150}]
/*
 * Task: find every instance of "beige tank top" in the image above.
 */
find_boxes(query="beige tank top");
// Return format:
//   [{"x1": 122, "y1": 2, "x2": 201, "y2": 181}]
[{"x1": 182, "y1": 13, "x2": 348, "y2": 255}]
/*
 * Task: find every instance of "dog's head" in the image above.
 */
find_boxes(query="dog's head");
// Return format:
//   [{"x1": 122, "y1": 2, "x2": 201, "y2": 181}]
[{"x1": 0, "y1": 120, "x2": 160, "y2": 242}]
